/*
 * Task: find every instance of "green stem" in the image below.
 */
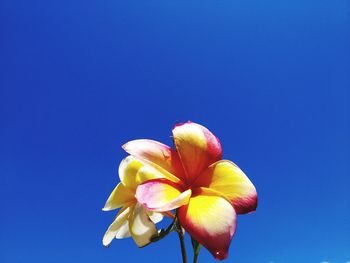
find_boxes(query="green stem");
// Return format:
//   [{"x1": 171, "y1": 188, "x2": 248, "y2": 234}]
[
  {"x1": 151, "y1": 211, "x2": 188, "y2": 263},
  {"x1": 193, "y1": 251, "x2": 199, "y2": 263},
  {"x1": 174, "y1": 210, "x2": 188, "y2": 263},
  {"x1": 191, "y1": 237, "x2": 201, "y2": 263},
  {"x1": 176, "y1": 222, "x2": 188, "y2": 263},
  {"x1": 151, "y1": 218, "x2": 176, "y2": 242}
]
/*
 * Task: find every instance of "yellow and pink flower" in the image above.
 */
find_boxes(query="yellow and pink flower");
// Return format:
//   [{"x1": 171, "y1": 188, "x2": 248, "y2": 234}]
[{"x1": 122, "y1": 121, "x2": 258, "y2": 259}]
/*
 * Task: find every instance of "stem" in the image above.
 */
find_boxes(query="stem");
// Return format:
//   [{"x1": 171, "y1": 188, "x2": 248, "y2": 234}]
[
  {"x1": 176, "y1": 223, "x2": 188, "y2": 263},
  {"x1": 151, "y1": 215, "x2": 177, "y2": 242},
  {"x1": 191, "y1": 237, "x2": 201, "y2": 263},
  {"x1": 175, "y1": 210, "x2": 187, "y2": 263},
  {"x1": 193, "y1": 247, "x2": 200, "y2": 263},
  {"x1": 193, "y1": 252, "x2": 199, "y2": 263},
  {"x1": 153, "y1": 210, "x2": 188, "y2": 263}
]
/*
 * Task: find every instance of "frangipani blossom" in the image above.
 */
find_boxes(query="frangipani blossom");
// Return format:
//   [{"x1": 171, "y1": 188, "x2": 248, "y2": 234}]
[
  {"x1": 102, "y1": 156, "x2": 165, "y2": 247},
  {"x1": 125, "y1": 122, "x2": 257, "y2": 260}
]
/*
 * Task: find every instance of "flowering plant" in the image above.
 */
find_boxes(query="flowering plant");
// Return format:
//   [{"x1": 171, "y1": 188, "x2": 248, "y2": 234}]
[{"x1": 102, "y1": 122, "x2": 257, "y2": 262}]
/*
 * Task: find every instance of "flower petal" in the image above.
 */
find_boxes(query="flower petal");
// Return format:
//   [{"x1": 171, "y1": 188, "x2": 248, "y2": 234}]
[
  {"x1": 119, "y1": 156, "x2": 144, "y2": 190},
  {"x1": 135, "y1": 179, "x2": 191, "y2": 212},
  {"x1": 103, "y1": 206, "x2": 132, "y2": 246},
  {"x1": 146, "y1": 211, "x2": 164, "y2": 224},
  {"x1": 135, "y1": 164, "x2": 172, "y2": 185},
  {"x1": 172, "y1": 122, "x2": 222, "y2": 183},
  {"x1": 115, "y1": 219, "x2": 131, "y2": 239},
  {"x1": 129, "y1": 203, "x2": 158, "y2": 247},
  {"x1": 102, "y1": 183, "x2": 135, "y2": 211},
  {"x1": 123, "y1": 139, "x2": 186, "y2": 182},
  {"x1": 178, "y1": 188, "x2": 236, "y2": 260},
  {"x1": 194, "y1": 160, "x2": 257, "y2": 214}
]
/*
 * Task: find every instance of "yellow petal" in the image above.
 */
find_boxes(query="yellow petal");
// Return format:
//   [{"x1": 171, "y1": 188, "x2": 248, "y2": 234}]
[
  {"x1": 172, "y1": 122, "x2": 222, "y2": 183},
  {"x1": 129, "y1": 203, "x2": 158, "y2": 247},
  {"x1": 102, "y1": 206, "x2": 132, "y2": 246},
  {"x1": 135, "y1": 165, "x2": 170, "y2": 185},
  {"x1": 120, "y1": 155, "x2": 181, "y2": 190},
  {"x1": 178, "y1": 188, "x2": 236, "y2": 260},
  {"x1": 194, "y1": 160, "x2": 257, "y2": 214},
  {"x1": 118, "y1": 156, "x2": 144, "y2": 190},
  {"x1": 102, "y1": 183, "x2": 135, "y2": 211}
]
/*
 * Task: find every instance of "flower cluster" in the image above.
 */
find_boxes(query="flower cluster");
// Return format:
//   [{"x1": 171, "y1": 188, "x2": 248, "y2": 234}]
[{"x1": 102, "y1": 122, "x2": 257, "y2": 261}]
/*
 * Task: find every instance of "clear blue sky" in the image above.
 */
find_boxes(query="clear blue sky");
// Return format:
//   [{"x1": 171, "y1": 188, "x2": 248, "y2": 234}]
[{"x1": 1, "y1": 0, "x2": 349, "y2": 262}]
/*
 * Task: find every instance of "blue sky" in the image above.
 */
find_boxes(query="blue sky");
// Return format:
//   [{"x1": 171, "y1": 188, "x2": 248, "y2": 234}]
[{"x1": 1, "y1": 0, "x2": 349, "y2": 262}]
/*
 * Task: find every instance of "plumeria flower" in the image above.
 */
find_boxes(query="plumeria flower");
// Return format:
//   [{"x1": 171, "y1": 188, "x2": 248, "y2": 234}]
[
  {"x1": 102, "y1": 156, "x2": 166, "y2": 247},
  {"x1": 124, "y1": 122, "x2": 257, "y2": 260}
]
